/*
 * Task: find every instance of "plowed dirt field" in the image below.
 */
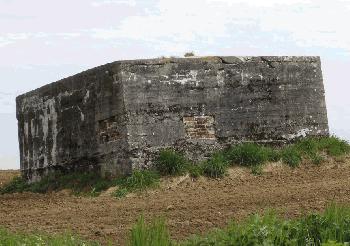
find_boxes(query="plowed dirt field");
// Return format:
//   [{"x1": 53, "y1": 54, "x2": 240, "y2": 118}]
[{"x1": 1, "y1": 157, "x2": 350, "y2": 245}]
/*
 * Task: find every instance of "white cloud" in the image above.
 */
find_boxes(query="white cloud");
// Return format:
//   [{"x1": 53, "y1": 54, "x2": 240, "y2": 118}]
[
  {"x1": 0, "y1": 32, "x2": 82, "y2": 48},
  {"x1": 91, "y1": 0, "x2": 136, "y2": 7},
  {"x1": 0, "y1": 33, "x2": 30, "y2": 47},
  {"x1": 4, "y1": 0, "x2": 348, "y2": 56},
  {"x1": 207, "y1": 0, "x2": 312, "y2": 6},
  {"x1": 87, "y1": 0, "x2": 350, "y2": 56},
  {"x1": 0, "y1": 37, "x2": 12, "y2": 47}
]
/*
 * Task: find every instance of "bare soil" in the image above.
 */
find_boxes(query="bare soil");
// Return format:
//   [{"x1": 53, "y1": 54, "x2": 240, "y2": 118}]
[{"x1": 1, "y1": 157, "x2": 350, "y2": 245}]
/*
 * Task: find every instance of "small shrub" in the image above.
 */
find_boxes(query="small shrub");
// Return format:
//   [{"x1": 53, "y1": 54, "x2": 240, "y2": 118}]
[
  {"x1": 184, "y1": 52, "x2": 195, "y2": 57},
  {"x1": 225, "y1": 143, "x2": 268, "y2": 167},
  {"x1": 202, "y1": 153, "x2": 228, "y2": 178},
  {"x1": 155, "y1": 149, "x2": 189, "y2": 176},
  {"x1": 282, "y1": 147, "x2": 302, "y2": 167},
  {"x1": 128, "y1": 215, "x2": 171, "y2": 246}
]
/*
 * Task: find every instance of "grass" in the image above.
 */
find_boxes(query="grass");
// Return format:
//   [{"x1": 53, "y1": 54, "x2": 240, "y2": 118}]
[
  {"x1": 0, "y1": 171, "x2": 116, "y2": 196},
  {"x1": 266, "y1": 148, "x2": 282, "y2": 162},
  {"x1": 295, "y1": 136, "x2": 350, "y2": 158},
  {"x1": 311, "y1": 153, "x2": 325, "y2": 165},
  {"x1": 318, "y1": 136, "x2": 350, "y2": 156},
  {"x1": 180, "y1": 203, "x2": 350, "y2": 246},
  {"x1": 3, "y1": 204, "x2": 350, "y2": 245},
  {"x1": 282, "y1": 146, "x2": 302, "y2": 167},
  {"x1": 155, "y1": 149, "x2": 189, "y2": 176},
  {"x1": 0, "y1": 169, "x2": 160, "y2": 199},
  {"x1": 128, "y1": 216, "x2": 171, "y2": 246},
  {"x1": 250, "y1": 165, "x2": 263, "y2": 175},
  {"x1": 114, "y1": 170, "x2": 160, "y2": 198},
  {"x1": 225, "y1": 143, "x2": 270, "y2": 167},
  {"x1": 224, "y1": 143, "x2": 278, "y2": 174},
  {"x1": 126, "y1": 203, "x2": 350, "y2": 246},
  {"x1": 202, "y1": 153, "x2": 228, "y2": 178},
  {"x1": 223, "y1": 136, "x2": 349, "y2": 169},
  {"x1": 0, "y1": 228, "x2": 99, "y2": 246},
  {"x1": 0, "y1": 176, "x2": 29, "y2": 194},
  {"x1": 187, "y1": 164, "x2": 203, "y2": 178},
  {"x1": 1, "y1": 136, "x2": 349, "y2": 198},
  {"x1": 150, "y1": 136, "x2": 349, "y2": 181}
]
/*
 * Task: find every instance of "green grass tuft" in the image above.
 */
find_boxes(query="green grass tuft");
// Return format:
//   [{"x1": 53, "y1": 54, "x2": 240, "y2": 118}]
[
  {"x1": 114, "y1": 187, "x2": 129, "y2": 199},
  {"x1": 282, "y1": 146, "x2": 302, "y2": 167},
  {"x1": 318, "y1": 136, "x2": 350, "y2": 157},
  {"x1": 280, "y1": 136, "x2": 349, "y2": 167},
  {"x1": 266, "y1": 148, "x2": 282, "y2": 162},
  {"x1": 0, "y1": 228, "x2": 98, "y2": 246},
  {"x1": 181, "y1": 203, "x2": 350, "y2": 246},
  {"x1": 311, "y1": 153, "x2": 325, "y2": 165},
  {"x1": 187, "y1": 164, "x2": 203, "y2": 178},
  {"x1": 118, "y1": 170, "x2": 160, "y2": 191},
  {"x1": 0, "y1": 176, "x2": 28, "y2": 194},
  {"x1": 202, "y1": 153, "x2": 228, "y2": 178},
  {"x1": 0, "y1": 172, "x2": 116, "y2": 196},
  {"x1": 114, "y1": 170, "x2": 160, "y2": 198},
  {"x1": 321, "y1": 241, "x2": 346, "y2": 246},
  {"x1": 295, "y1": 137, "x2": 319, "y2": 157},
  {"x1": 155, "y1": 149, "x2": 189, "y2": 176},
  {"x1": 129, "y1": 215, "x2": 171, "y2": 246},
  {"x1": 251, "y1": 165, "x2": 263, "y2": 175},
  {"x1": 2, "y1": 136, "x2": 349, "y2": 199},
  {"x1": 225, "y1": 143, "x2": 269, "y2": 167},
  {"x1": 4, "y1": 203, "x2": 350, "y2": 245}
]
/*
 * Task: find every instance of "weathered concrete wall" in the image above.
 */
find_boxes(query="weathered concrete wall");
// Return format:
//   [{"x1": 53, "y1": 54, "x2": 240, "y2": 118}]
[
  {"x1": 120, "y1": 56, "x2": 328, "y2": 167},
  {"x1": 16, "y1": 63, "x2": 130, "y2": 181},
  {"x1": 17, "y1": 56, "x2": 329, "y2": 181}
]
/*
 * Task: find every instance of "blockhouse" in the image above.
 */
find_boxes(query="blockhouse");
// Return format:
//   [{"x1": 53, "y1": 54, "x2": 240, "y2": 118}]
[{"x1": 16, "y1": 56, "x2": 329, "y2": 182}]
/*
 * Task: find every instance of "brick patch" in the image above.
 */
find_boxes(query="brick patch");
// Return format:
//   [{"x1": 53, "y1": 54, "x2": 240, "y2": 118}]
[
  {"x1": 99, "y1": 117, "x2": 121, "y2": 143},
  {"x1": 183, "y1": 116, "x2": 216, "y2": 140}
]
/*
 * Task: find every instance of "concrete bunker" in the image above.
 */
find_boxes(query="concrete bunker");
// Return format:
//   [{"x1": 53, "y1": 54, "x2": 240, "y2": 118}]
[{"x1": 16, "y1": 56, "x2": 329, "y2": 182}]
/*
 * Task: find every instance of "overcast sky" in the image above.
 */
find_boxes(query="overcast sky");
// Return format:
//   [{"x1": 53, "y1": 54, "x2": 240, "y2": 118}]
[{"x1": 1, "y1": 0, "x2": 350, "y2": 169}]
